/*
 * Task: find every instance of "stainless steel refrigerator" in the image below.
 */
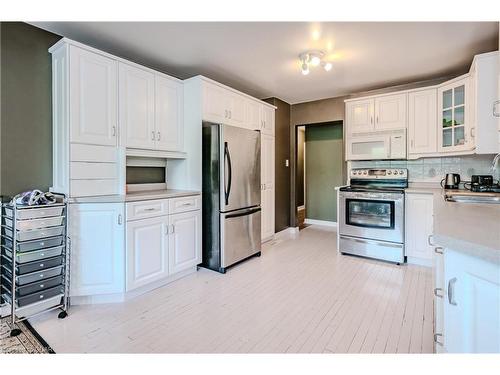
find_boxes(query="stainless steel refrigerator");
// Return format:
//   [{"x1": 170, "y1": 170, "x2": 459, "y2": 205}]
[{"x1": 201, "y1": 122, "x2": 261, "y2": 273}]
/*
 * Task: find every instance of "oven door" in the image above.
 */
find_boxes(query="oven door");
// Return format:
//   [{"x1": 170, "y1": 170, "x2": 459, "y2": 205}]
[{"x1": 339, "y1": 191, "x2": 404, "y2": 243}]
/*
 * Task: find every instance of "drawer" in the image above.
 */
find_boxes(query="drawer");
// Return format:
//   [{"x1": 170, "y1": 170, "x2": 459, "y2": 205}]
[
  {"x1": 2, "y1": 275, "x2": 63, "y2": 297},
  {"x1": 126, "y1": 199, "x2": 168, "y2": 221},
  {"x1": 3, "y1": 225, "x2": 65, "y2": 242},
  {"x1": 15, "y1": 294, "x2": 63, "y2": 318},
  {"x1": 70, "y1": 162, "x2": 117, "y2": 180},
  {"x1": 3, "y1": 256, "x2": 64, "y2": 275},
  {"x1": 70, "y1": 179, "x2": 118, "y2": 197},
  {"x1": 70, "y1": 143, "x2": 117, "y2": 163},
  {"x1": 5, "y1": 216, "x2": 64, "y2": 231},
  {"x1": 168, "y1": 195, "x2": 201, "y2": 214},
  {"x1": 2, "y1": 265, "x2": 63, "y2": 285},
  {"x1": 4, "y1": 205, "x2": 64, "y2": 220},
  {"x1": 2, "y1": 245, "x2": 64, "y2": 264},
  {"x1": 2, "y1": 236, "x2": 64, "y2": 253},
  {"x1": 17, "y1": 285, "x2": 64, "y2": 307}
]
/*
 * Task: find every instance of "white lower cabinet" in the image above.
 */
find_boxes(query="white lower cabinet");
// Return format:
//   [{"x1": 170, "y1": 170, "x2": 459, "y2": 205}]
[
  {"x1": 126, "y1": 197, "x2": 202, "y2": 292},
  {"x1": 405, "y1": 193, "x2": 434, "y2": 265},
  {"x1": 69, "y1": 203, "x2": 125, "y2": 296},
  {"x1": 168, "y1": 210, "x2": 202, "y2": 275},
  {"x1": 126, "y1": 216, "x2": 169, "y2": 291},
  {"x1": 442, "y1": 249, "x2": 500, "y2": 353}
]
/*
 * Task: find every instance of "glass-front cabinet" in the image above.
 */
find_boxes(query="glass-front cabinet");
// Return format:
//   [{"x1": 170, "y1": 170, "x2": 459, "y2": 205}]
[{"x1": 437, "y1": 76, "x2": 473, "y2": 152}]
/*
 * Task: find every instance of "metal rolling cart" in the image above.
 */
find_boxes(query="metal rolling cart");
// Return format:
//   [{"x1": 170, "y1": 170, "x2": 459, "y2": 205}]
[{"x1": 0, "y1": 193, "x2": 70, "y2": 337}]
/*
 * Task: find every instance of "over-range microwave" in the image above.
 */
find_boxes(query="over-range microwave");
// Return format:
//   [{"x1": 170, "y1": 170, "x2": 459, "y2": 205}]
[{"x1": 346, "y1": 130, "x2": 406, "y2": 161}]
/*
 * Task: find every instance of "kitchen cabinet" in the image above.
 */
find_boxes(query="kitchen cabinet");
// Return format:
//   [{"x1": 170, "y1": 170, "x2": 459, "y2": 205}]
[
  {"x1": 437, "y1": 77, "x2": 473, "y2": 153},
  {"x1": 202, "y1": 81, "x2": 245, "y2": 127},
  {"x1": 69, "y1": 46, "x2": 118, "y2": 147},
  {"x1": 374, "y1": 93, "x2": 407, "y2": 131},
  {"x1": 126, "y1": 216, "x2": 169, "y2": 291},
  {"x1": 408, "y1": 89, "x2": 438, "y2": 157},
  {"x1": 245, "y1": 99, "x2": 262, "y2": 130},
  {"x1": 261, "y1": 134, "x2": 275, "y2": 240},
  {"x1": 433, "y1": 243, "x2": 445, "y2": 353},
  {"x1": 168, "y1": 210, "x2": 202, "y2": 274},
  {"x1": 261, "y1": 105, "x2": 275, "y2": 136},
  {"x1": 155, "y1": 75, "x2": 184, "y2": 151},
  {"x1": 119, "y1": 63, "x2": 156, "y2": 150},
  {"x1": 346, "y1": 94, "x2": 407, "y2": 135},
  {"x1": 69, "y1": 203, "x2": 125, "y2": 297},
  {"x1": 443, "y1": 248, "x2": 500, "y2": 353},
  {"x1": 346, "y1": 98, "x2": 374, "y2": 134},
  {"x1": 405, "y1": 193, "x2": 434, "y2": 265}
]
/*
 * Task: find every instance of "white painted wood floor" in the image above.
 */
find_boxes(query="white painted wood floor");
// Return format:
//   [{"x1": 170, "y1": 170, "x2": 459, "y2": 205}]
[{"x1": 30, "y1": 226, "x2": 434, "y2": 353}]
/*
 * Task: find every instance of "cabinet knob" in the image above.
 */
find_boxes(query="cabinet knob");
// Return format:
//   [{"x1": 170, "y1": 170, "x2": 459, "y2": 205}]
[
  {"x1": 493, "y1": 100, "x2": 500, "y2": 117},
  {"x1": 112, "y1": 126, "x2": 116, "y2": 137},
  {"x1": 118, "y1": 214, "x2": 123, "y2": 225},
  {"x1": 434, "y1": 333, "x2": 443, "y2": 346},
  {"x1": 434, "y1": 247, "x2": 444, "y2": 255},
  {"x1": 433, "y1": 288, "x2": 444, "y2": 298},
  {"x1": 157, "y1": 131, "x2": 161, "y2": 141}
]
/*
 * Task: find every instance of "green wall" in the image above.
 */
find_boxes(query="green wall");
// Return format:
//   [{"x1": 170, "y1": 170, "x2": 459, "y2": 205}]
[
  {"x1": 0, "y1": 22, "x2": 61, "y2": 196},
  {"x1": 305, "y1": 122, "x2": 343, "y2": 222}
]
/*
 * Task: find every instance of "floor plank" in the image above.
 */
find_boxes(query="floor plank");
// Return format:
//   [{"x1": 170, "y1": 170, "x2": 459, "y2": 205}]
[{"x1": 29, "y1": 226, "x2": 433, "y2": 353}]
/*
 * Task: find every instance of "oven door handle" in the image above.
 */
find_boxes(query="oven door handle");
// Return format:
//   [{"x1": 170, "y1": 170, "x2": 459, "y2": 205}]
[{"x1": 342, "y1": 236, "x2": 402, "y2": 248}]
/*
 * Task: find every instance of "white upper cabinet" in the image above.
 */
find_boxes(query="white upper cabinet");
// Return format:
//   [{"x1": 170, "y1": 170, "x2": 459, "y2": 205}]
[
  {"x1": 226, "y1": 91, "x2": 246, "y2": 127},
  {"x1": 261, "y1": 105, "x2": 275, "y2": 136},
  {"x1": 374, "y1": 93, "x2": 407, "y2": 131},
  {"x1": 69, "y1": 46, "x2": 118, "y2": 146},
  {"x1": 408, "y1": 89, "x2": 438, "y2": 157},
  {"x1": 245, "y1": 99, "x2": 262, "y2": 130},
  {"x1": 437, "y1": 77, "x2": 472, "y2": 153},
  {"x1": 155, "y1": 75, "x2": 184, "y2": 152},
  {"x1": 346, "y1": 98, "x2": 374, "y2": 134},
  {"x1": 119, "y1": 63, "x2": 156, "y2": 150},
  {"x1": 203, "y1": 81, "x2": 228, "y2": 124}
]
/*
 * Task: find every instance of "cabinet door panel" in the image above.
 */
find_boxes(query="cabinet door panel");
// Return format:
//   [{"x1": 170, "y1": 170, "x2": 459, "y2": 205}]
[
  {"x1": 69, "y1": 46, "x2": 118, "y2": 146},
  {"x1": 374, "y1": 93, "x2": 407, "y2": 131},
  {"x1": 408, "y1": 89, "x2": 437, "y2": 155},
  {"x1": 69, "y1": 203, "x2": 124, "y2": 296},
  {"x1": 245, "y1": 100, "x2": 262, "y2": 130},
  {"x1": 126, "y1": 217, "x2": 168, "y2": 291},
  {"x1": 203, "y1": 82, "x2": 228, "y2": 123},
  {"x1": 227, "y1": 92, "x2": 246, "y2": 127},
  {"x1": 169, "y1": 211, "x2": 201, "y2": 274},
  {"x1": 405, "y1": 193, "x2": 433, "y2": 260},
  {"x1": 155, "y1": 75, "x2": 183, "y2": 151},
  {"x1": 261, "y1": 106, "x2": 275, "y2": 136},
  {"x1": 346, "y1": 99, "x2": 374, "y2": 134},
  {"x1": 261, "y1": 134, "x2": 275, "y2": 240},
  {"x1": 119, "y1": 63, "x2": 156, "y2": 150}
]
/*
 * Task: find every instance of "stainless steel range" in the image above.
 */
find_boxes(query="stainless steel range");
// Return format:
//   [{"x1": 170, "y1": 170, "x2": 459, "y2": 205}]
[{"x1": 338, "y1": 168, "x2": 408, "y2": 264}]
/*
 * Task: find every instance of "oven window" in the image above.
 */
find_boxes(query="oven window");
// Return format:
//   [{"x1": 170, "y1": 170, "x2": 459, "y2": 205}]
[{"x1": 346, "y1": 199, "x2": 395, "y2": 229}]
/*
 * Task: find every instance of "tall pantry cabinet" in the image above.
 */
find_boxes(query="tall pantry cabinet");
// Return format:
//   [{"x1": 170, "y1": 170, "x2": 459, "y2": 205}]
[{"x1": 184, "y1": 76, "x2": 276, "y2": 242}]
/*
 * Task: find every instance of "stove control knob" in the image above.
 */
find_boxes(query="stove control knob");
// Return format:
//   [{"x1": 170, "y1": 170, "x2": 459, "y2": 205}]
[
  {"x1": 363, "y1": 171, "x2": 368, "y2": 175},
  {"x1": 387, "y1": 170, "x2": 392, "y2": 175},
  {"x1": 399, "y1": 170, "x2": 404, "y2": 175},
  {"x1": 353, "y1": 171, "x2": 357, "y2": 175}
]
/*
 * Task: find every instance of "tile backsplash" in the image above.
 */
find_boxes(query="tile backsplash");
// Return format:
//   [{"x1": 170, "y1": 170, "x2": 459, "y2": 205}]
[{"x1": 350, "y1": 154, "x2": 500, "y2": 183}]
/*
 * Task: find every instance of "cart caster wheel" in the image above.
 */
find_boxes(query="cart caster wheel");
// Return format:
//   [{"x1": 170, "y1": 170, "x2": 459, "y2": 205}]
[
  {"x1": 58, "y1": 311, "x2": 68, "y2": 319},
  {"x1": 396, "y1": 263, "x2": 401, "y2": 266},
  {"x1": 10, "y1": 328, "x2": 22, "y2": 337},
  {"x1": 255, "y1": 252, "x2": 262, "y2": 257}
]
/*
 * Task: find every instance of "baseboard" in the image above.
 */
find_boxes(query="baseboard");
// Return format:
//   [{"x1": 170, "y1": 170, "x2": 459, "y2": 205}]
[
  {"x1": 304, "y1": 219, "x2": 338, "y2": 228},
  {"x1": 274, "y1": 227, "x2": 299, "y2": 240},
  {"x1": 406, "y1": 256, "x2": 433, "y2": 268},
  {"x1": 70, "y1": 267, "x2": 198, "y2": 305}
]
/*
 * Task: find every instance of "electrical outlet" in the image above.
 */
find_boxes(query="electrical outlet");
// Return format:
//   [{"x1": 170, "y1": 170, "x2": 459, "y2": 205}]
[{"x1": 285, "y1": 159, "x2": 289, "y2": 167}]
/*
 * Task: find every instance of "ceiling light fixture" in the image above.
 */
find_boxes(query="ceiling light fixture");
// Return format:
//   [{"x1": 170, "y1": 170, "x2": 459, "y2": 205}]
[{"x1": 299, "y1": 50, "x2": 332, "y2": 75}]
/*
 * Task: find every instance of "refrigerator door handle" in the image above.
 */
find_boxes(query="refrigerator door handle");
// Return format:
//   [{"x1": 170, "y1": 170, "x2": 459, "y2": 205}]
[
  {"x1": 225, "y1": 207, "x2": 261, "y2": 219},
  {"x1": 224, "y1": 141, "x2": 232, "y2": 206}
]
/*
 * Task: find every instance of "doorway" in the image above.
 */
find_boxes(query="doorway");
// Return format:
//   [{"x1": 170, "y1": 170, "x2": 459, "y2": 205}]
[{"x1": 295, "y1": 121, "x2": 344, "y2": 229}]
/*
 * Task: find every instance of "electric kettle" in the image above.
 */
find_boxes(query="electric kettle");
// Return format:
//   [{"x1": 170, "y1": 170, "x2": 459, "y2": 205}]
[{"x1": 441, "y1": 173, "x2": 460, "y2": 189}]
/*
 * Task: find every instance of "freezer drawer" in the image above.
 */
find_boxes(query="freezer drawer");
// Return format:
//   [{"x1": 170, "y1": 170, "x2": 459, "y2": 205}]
[{"x1": 221, "y1": 207, "x2": 261, "y2": 268}]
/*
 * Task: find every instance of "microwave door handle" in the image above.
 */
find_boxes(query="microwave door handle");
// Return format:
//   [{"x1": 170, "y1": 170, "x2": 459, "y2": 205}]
[{"x1": 224, "y1": 141, "x2": 232, "y2": 205}]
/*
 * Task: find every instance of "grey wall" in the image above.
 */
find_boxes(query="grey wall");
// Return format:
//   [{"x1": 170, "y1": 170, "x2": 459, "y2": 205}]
[
  {"x1": 305, "y1": 123, "x2": 343, "y2": 222},
  {"x1": 0, "y1": 22, "x2": 61, "y2": 196},
  {"x1": 296, "y1": 127, "x2": 305, "y2": 207},
  {"x1": 264, "y1": 97, "x2": 291, "y2": 233}
]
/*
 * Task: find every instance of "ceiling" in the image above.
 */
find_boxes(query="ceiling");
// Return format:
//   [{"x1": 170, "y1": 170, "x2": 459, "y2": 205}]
[{"x1": 32, "y1": 22, "x2": 498, "y2": 104}]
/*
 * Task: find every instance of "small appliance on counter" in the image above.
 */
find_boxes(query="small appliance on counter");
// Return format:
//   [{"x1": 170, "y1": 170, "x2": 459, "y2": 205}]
[
  {"x1": 468, "y1": 175, "x2": 500, "y2": 193},
  {"x1": 441, "y1": 173, "x2": 461, "y2": 189}
]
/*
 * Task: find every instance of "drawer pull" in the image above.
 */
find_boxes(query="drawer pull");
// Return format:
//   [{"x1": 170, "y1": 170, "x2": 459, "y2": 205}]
[
  {"x1": 143, "y1": 208, "x2": 157, "y2": 211},
  {"x1": 40, "y1": 295, "x2": 44, "y2": 299},
  {"x1": 182, "y1": 203, "x2": 193, "y2": 206},
  {"x1": 434, "y1": 247, "x2": 443, "y2": 255},
  {"x1": 448, "y1": 278, "x2": 458, "y2": 306},
  {"x1": 40, "y1": 284, "x2": 44, "y2": 288},
  {"x1": 40, "y1": 264, "x2": 44, "y2": 268}
]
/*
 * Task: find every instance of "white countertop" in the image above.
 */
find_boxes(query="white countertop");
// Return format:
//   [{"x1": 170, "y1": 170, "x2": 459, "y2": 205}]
[{"x1": 69, "y1": 189, "x2": 201, "y2": 204}]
